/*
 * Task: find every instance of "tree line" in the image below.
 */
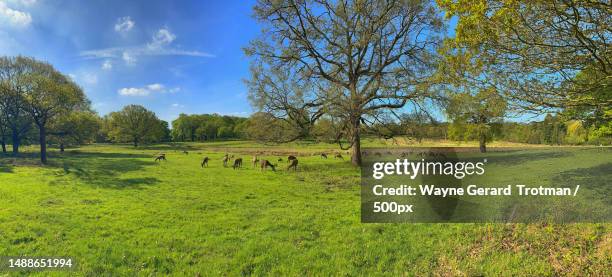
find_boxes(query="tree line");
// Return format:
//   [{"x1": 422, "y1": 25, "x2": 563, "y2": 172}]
[{"x1": 170, "y1": 113, "x2": 248, "y2": 142}]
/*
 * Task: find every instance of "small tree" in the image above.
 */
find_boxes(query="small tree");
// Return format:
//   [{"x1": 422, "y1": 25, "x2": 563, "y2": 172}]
[
  {"x1": 107, "y1": 105, "x2": 164, "y2": 147},
  {"x1": 446, "y1": 88, "x2": 506, "y2": 152}
]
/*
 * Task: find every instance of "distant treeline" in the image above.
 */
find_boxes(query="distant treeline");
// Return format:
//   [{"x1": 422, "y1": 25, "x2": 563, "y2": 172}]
[
  {"x1": 348, "y1": 114, "x2": 608, "y2": 146},
  {"x1": 170, "y1": 113, "x2": 248, "y2": 141}
]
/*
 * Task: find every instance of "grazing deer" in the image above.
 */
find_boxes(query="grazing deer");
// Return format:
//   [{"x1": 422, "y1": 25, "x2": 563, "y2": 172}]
[
  {"x1": 183, "y1": 150, "x2": 189, "y2": 155},
  {"x1": 252, "y1": 155, "x2": 259, "y2": 167},
  {"x1": 287, "y1": 155, "x2": 297, "y2": 163},
  {"x1": 233, "y1": 158, "x2": 243, "y2": 169},
  {"x1": 222, "y1": 154, "x2": 230, "y2": 167},
  {"x1": 154, "y1": 154, "x2": 166, "y2": 162},
  {"x1": 334, "y1": 153, "x2": 343, "y2": 159},
  {"x1": 260, "y1": 160, "x2": 275, "y2": 171},
  {"x1": 320, "y1": 153, "x2": 327, "y2": 159},
  {"x1": 287, "y1": 158, "x2": 298, "y2": 171},
  {"x1": 201, "y1": 157, "x2": 209, "y2": 168}
]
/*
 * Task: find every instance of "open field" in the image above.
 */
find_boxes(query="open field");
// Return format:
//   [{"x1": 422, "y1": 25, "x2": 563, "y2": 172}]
[{"x1": 0, "y1": 141, "x2": 610, "y2": 276}]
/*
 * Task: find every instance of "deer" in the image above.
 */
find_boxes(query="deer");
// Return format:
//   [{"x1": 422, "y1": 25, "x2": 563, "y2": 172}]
[
  {"x1": 260, "y1": 160, "x2": 275, "y2": 171},
  {"x1": 252, "y1": 155, "x2": 259, "y2": 168},
  {"x1": 222, "y1": 154, "x2": 230, "y2": 167},
  {"x1": 320, "y1": 153, "x2": 328, "y2": 159},
  {"x1": 287, "y1": 155, "x2": 297, "y2": 163},
  {"x1": 183, "y1": 150, "x2": 189, "y2": 155},
  {"x1": 233, "y1": 158, "x2": 243, "y2": 169},
  {"x1": 201, "y1": 157, "x2": 209, "y2": 168},
  {"x1": 287, "y1": 158, "x2": 298, "y2": 171},
  {"x1": 154, "y1": 153, "x2": 166, "y2": 162},
  {"x1": 334, "y1": 153, "x2": 343, "y2": 159}
]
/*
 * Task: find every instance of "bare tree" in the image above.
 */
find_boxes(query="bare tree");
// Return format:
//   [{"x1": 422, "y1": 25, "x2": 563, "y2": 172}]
[{"x1": 245, "y1": 0, "x2": 444, "y2": 165}]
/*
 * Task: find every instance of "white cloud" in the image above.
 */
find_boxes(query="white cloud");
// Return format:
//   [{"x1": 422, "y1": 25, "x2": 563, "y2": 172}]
[
  {"x1": 147, "y1": 83, "x2": 164, "y2": 91},
  {"x1": 80, "y1": 26, "x2": 214, "y2": 64},
  {"x1": 148, "y1": 27, "x2": 176, "y2": 49},
  {"x1": 118, "y1": 84, "x2": 179, "y2": 97},
  {"x1": 171, "y1": 103, "x2": 184, "y2": 108},
  {"x1": 0, "y1": 1, "x2": 32, "y2": 28},
  {"x1": 114, "y1": 16, "x2": 134, "y2": 33},
  {"x1": 122, "y1": 51, "x2": 136, "y2": 65},
  {"x1": 101, "y1": 60, "x2": 112, "y2": 70},
  {"x1": 118, "y1": 87, "x2": 149, "y2": 96},
  {"x1": 82, "y1": 73, "x2": 98, "y2": 85},
  {"x1": 8, "y1": 0, "x2": 37, "y2": 6}
]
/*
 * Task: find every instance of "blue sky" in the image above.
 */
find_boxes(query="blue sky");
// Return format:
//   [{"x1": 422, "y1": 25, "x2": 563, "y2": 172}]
[{"x1": 0, "y1": 0, "x2": 259, "y2": 123}]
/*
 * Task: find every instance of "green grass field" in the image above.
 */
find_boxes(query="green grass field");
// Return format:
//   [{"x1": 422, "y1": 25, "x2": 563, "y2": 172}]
[{"x1": 0, "y1": 141, "x2": 610, "y2": 276}]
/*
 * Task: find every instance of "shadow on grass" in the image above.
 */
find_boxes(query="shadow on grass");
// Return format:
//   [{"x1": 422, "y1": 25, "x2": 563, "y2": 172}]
[
  {"x1": 58, "y1": 153, "x2": 159, "y2": 189},
  {"x1": 0, "y1": 164, "x2": 13, "y2": 173},
  {"x1": 552, "y1": 162, "x2": 612, "y2": 202},
  {"x1": 0, "y1": 150, "x2": 160, "y2": 189}
]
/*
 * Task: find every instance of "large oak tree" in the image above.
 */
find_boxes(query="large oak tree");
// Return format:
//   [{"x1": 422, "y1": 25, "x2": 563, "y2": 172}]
[{"x1": 245, "y1": 0, "x2": 444, "y2": 165}]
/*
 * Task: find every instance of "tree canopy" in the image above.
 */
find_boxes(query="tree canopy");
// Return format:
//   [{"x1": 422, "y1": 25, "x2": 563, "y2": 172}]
[{"x1": 246, "y1": 0, "x2": 445, "y2": 165}]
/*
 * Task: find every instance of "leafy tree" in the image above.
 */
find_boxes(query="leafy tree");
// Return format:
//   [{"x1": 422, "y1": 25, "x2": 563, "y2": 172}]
[
  {"x1": 49, "y1": 111, "x2": 101, "y2": 152},
  {"x1": 565, "y1": 120, "x2": 588, "y2": 145},
  {"x1": 245, "y1": 0, "x2": 444, "y2": 165},
  {"x1": 446, "y1": 88, "x2": 506, "y2": 152},
  {"x1": 244, "y1": 112, "x2": 299, "y2": 143},
  {"x1": 400, "y1": 110, "x2": 435, "y2": 143},
  {"x1": 107, "y1": 105, "x2": 166, "y2": 147},
  {"x1": 437, "y1": 0, "x2": 610, "y2": 112},
  {"x1": 0, "y1": 56, "x2": 35, "y2": 154},
  {"x1": 171, "y1": 113, "x2": 247, "y2": 141},
  {"x1": 21, "y1": 59, "x2": 88, "y2": 163}
]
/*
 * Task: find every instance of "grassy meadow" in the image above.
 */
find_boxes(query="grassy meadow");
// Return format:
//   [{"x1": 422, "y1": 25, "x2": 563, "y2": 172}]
[{"x1": 0, "y1": 140, "x2": 610, "y2": 276}]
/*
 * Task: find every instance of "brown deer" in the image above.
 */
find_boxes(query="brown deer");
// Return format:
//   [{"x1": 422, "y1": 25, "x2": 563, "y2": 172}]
[
  {"x1": 201, "y1": 157, "x2": 209, "y2": 167},
  {"x1": 233, "y1": 158, "x2": 243, "y2": 169},
  {"x1": 222, "y1": 154, "x2": 230, "y2": 167},
  {"x1": 287, "y1": 158, "x2": 298, "y2": 171},
  {"x1": 287, "y1": 155, "x2": 297, "y2": 163},
  {"x1": 334, "y1": 153, "x2": 343, "y2": 159},
  {"x1": 154, "y1": 154, "x2": 166, "y2": 162},
  {"x1": 260, "y1": 160, "x2": 275, "y2": 171},
  {"x1": 320, "y1": 153, "x2": 327, "y2": 159},
  {"x1": 252, "y1": 155, "x2": 259, "y2": 167}
]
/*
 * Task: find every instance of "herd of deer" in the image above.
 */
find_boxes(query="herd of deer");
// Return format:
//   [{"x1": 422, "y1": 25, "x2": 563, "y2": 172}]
[{"x1": 153, "y1": 151, "x2": 346, "y2": 172}]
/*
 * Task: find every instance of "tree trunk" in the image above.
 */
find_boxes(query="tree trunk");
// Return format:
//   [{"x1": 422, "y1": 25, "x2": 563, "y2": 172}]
[
  {"x1": 351, "y1": 119, "x2": 362, "y2": 166},
  {"x1": 39, "y1": 126, "x2": 47, "y2": 164},
  {"x1": 60, "y1": 143, "x2": 65, "y2": 152},
  {"x1": 479, "y1": 134, "x2": 487, "y2": 153},
  {"x1": 11, "y1": 131, "x2": 19, "y2": 155},
  {"x1": 133, "y1": 138, "x2": 138, "y2": 147},
  {"x1": 1, "y1": 141, "x2": 6, "y2": 153}
]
